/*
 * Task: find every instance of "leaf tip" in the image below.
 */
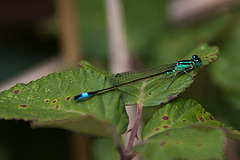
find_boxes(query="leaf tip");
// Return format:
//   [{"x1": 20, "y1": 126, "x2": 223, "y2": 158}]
[{"x1": 167, "y1": 94, "x2": 178, "y2": 102}]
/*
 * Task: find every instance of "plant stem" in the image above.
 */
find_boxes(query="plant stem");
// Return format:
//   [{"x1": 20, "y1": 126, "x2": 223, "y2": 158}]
[
  {"x1": 114, "y1": 135, "x2": 128, "y2": 160},
  {"x1": 126, "y1": 103, "x2": 143, "y2": 155},
  {"x1": 119, "y1": 144, "x2": 128, "y2": 160}
]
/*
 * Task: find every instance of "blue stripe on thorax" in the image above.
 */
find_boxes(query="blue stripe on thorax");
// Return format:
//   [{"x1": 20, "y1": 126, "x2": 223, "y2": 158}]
[{"x1": 175, "y1": 61, "x2": 194, "y2": 71}]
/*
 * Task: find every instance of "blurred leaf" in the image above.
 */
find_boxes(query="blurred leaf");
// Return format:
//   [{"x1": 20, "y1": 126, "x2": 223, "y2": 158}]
[
  {"x1": 92, "y1": 138, "x2": 120, "y2": 160},
  {"x1": 142, "y1": 99, "x2": 225, "y2": 140},
  {"x1": 135, "y1": 127, "x2": 225, "y2": 160},
  {"x1": 0, "y1": 63, "x2": 128, "y2": 138},
  {"x1": 119, "y1": 44, "x2": 219, "y2": 106},
  {"x1": 124, "y1": 0, "x2": 168, "y2": 53},
  {"x1": 76, "y1": 0, "x2": 107, "y2": 60},
  {"x1": 211, "y1": 21, "x2": 240, "y2": 110}
]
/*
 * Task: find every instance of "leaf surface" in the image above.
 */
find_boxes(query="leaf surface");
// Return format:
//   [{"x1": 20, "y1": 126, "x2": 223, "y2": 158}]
[
  {"x1": 0, "y1": 63, "x2": 128, "y2": 138},
  {"x1": 142, "y1": 99, "x2": 240, "y2": 141},
  {"x1": 142, "y1": 99, "x2": 225, "y2": 139},
  {"x1": 135, "y1": 127, "x2": 225, "y2": 160},
  {"x1": 211, "y1": 21, "x2": 240, "y2": 111}
]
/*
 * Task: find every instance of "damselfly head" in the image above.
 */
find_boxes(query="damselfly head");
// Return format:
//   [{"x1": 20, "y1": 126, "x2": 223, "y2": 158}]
[{"x1": 192, "y1": 55, "x2": 202, "y2": 66}]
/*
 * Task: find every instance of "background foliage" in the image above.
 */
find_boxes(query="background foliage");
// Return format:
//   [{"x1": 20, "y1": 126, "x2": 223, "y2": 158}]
[{"x1": 1, "y1": 0, "x2": 240, "y2": 159}]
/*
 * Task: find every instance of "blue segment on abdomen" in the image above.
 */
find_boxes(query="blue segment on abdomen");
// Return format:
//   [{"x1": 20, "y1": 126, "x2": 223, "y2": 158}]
[
  {"x1": 75, "y1": 92, "x2": 91, "y2": 100},
  {"x1": 81, "y1": 92, "x2": 89, "y2": 99}
]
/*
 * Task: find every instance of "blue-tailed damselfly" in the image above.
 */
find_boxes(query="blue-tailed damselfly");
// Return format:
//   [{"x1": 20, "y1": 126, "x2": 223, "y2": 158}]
[{"x1": 74, "y1": 55, "x2": 202, "y2": 101}]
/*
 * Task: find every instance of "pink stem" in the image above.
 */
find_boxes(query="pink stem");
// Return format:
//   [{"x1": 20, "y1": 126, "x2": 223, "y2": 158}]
[{"x1": 126, "y1": 103, "x2": 143, "y2": 154}]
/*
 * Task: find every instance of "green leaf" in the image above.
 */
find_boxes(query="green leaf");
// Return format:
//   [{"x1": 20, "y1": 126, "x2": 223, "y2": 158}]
[
  {"x1": 142, "y1": 99, "x2": 240, "y2": 141},
  {"x1": 92, "y1": 138, "x2": 120, "y2": 160},
  {"x1": 119, "y1": 44, "x2": 219, "y2": 106},
  {"x1": 134, "y1": 127, "x2": 225, "y2": 160},
  {"x1": 0, "y1": 63, "x2": 128, "y2": 138},
  {"x1": 142, "y1": 99, "x2": 225, "y2": 140}
]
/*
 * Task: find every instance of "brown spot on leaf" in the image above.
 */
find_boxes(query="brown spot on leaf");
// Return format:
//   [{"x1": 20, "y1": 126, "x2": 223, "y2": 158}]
[
  {"x1": 210, "y1": 116, "x2": 214, "y2": 120},
  {"x1": 159, "y1": 141, "x2": 166, "y2": 146},
  {"x1": 162, "y1": 116, "x2": 169, "y2": 120},
  {"x1": 14, "y1": 90, "x2": 19, "y2": 94},
  {"x1": 199, "y1": 117, "x2": 204, "y2": 122}
]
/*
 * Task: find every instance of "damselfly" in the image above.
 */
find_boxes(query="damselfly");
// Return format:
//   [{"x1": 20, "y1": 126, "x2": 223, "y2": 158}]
[{"x1": 74, "y1": 55, "x2": 202, "y2": 101}]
